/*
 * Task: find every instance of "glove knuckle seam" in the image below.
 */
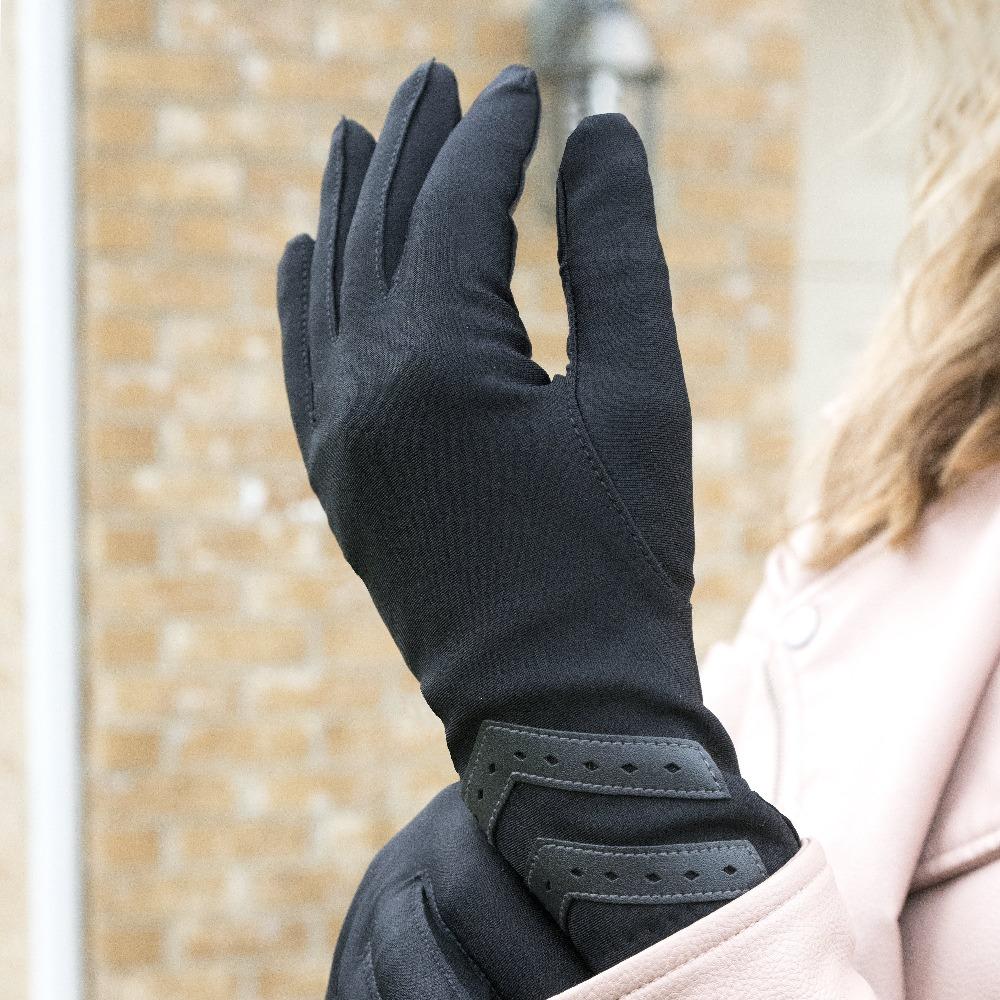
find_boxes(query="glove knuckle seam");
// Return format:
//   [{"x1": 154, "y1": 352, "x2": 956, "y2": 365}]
[
  {"x1": 299, "y1": 246, "x2": 316, "y2": 428},
  {"x1": 562, "y1": 384, "x2": 691, "y2": 608},
  {"x1": 378, "y1": 64, "x2": 433, "y2": 293}
]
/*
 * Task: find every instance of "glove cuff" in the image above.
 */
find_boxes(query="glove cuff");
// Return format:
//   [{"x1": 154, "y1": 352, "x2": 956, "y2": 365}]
[{"x1": 460, "y1": 720, "x2": 729, "y2": 843}]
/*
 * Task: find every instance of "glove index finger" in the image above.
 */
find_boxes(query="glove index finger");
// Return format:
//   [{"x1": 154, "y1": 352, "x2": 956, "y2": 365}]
[
  {"x1": 558, "y1": 113, "x2": 677, "y2": 374},
  {"x1": 412, "y1": 65, "x2": 540, "y2": 307},
  {"x1": 309, "y1": 117, "x2": 375, "y2": 379},
  {"x1": 557, "y1": 114, "x2": 694, "y2": 592},
  {"x1": 277, "y1": 232, "x2": 317, "y2": 461}
]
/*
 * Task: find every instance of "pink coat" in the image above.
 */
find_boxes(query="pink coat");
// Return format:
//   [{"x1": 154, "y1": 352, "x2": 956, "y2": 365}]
[{"x1": 552, "y1": 465, "x2": 1000, "y2": 999}]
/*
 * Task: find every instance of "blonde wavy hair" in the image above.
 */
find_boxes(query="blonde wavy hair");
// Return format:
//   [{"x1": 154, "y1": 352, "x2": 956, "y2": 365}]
[{"x1": 807, "y1": 0, "x2": 1000, "y2": 571}]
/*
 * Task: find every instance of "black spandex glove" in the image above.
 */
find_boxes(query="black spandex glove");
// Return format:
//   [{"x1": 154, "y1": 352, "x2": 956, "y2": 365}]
[
  {"x1": 277, "y1": 60, "x2": 799, "y2": 975},
  {"x1": 330, "y1": 784, "x2": 589, "y2": 1000}
]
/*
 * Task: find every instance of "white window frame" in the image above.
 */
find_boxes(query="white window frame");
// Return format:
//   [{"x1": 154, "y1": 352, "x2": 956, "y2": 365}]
[{"x1": 16, "y1": 0, "x2": 83, "y2": 996}]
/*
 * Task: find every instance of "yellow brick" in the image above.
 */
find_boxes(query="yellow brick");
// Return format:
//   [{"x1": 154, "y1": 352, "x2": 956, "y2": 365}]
[
  {"x1": 247, "y1": 575, "x2": 335, "y2": 618},
  {"x1": 180, "y1": 722, "x2": 312, "y2": 765},
  {"x1": 170, "y1": 211, "x2": 291, "y2": 261},
  {"x1": 89, "y1": 261, "x2": 234, "y2": 313},
  {"x1": 170, "y1": 213, "x2": 230, "y2": 256},
  {"x1": 91, "y1": 827, "x2": 160, "y2": 868},
  {"x1": 97, "y1": 772, "x2": 235, "y2": 817},
  {"x1": 96, "y1": 970, "x2": 239, "y2": 1000},
  {"x1": 86, "y1": 47, "x2": 238, "y2": 97},
  {"x1": 157, "y1": 105, "x2": 310, "y2": 157},
  {"x1": 747, "y1": 280, "x2": 792, "y2": 323},
  {"x1": 162, "y1": 422, "x2": 300, "y2": 466},
  {"x1": 261, "y1": 771, "x2": 370, "y2": 812},
  {"x1": 679, "y1": 328, "x2": 732, "y2": 367},
  {"x1": 90, "y1": 316, "x2": 157, "y2": 362},
  {"x1": 179, "y1": 820, "x2": 311, "y2": 861},
  {"x1": 665, "y1": 228, "x2": 732, "y2": 270},
  {"x1": 105, "y1": 674, "x2": 235, "y2": 717},
  {"x1": 679, "y1": 181, "x2": 795, "y2": 228},
  {"x1": 316, "y1": 8, "x2": 407, "y2": 54},
  {"x1": 175, "y1": 622, "x2": 308, "y2": 666},
  {"x1": 746, "y1": 426, "x2": 791, "y2": 465},
  {"x1": 322, "y1": 618, "x2": 395, "y2": 669},
  {"x1": 88, "y1": 369, "x2": 173, "y2": 412},
  {"x1": 182, "y1": 918, "x2": 309, "y2": 961},
  {"x1": 172, "y1": 524, "x2": 293, "y2": 565},
  {"x1": 258, "y1": 965, "x2": 329, "y2": 1000},
  {"x1": 747, "y1": 232, "x2": 793, "y2": 272},
  {"x1": 96, "y1": 871, "x2": 228, "y2": 916},
  {"x1": 96, "y1": 926, "x2": 162, "y2": 969},
  {"x1": 750, "y1": 33, "x2": 802, "y2": 80},
  {"x1": 93, "y1": 423, "x2": 158, "y2": 463},
  {"x1": 84, "y1": 103, "x2": 155, "y2": 146},
  {"x1": 661, "y1": 133, "x2": 736, "y2": 173},
  {"x1": 95, "y1": 727, "x2": 161, "y2": 770},
  {"x1": 245, "y1": 163, "x2": 320, "y2": 202},
  {"x1": 86, "y1": 209, "x2": 155, "y2": 252},
  {"x1": 165, "y1": 0, "x2": 316, "y2": 51},
  {"x1": 247, "y1": 56, "x2": 372, "y2": 101},
  {"x1": 100, "y1": 527, "x2": 158, "y2": 566},
  {"x1": 673, "y1": 284, "x2": 743, "y2": 324},
  {"x1": 692, "y1": 569, "x2": 742, "y2": 603},
  {"x1": 474, "y1": 17, "x2": 529, "y2": 59},
  {"x1": 752, "y1": 135, "x2": 797, "y2": 178},
  {"x1": 159, "y1": 319, "x2": 274, "y2": 364},
  {"x1": 748, "y1": 330, "x2": 793, "y2": 368},
  {"x1": 690, "y1": 378, "x2": 754, "y2": 420},
  {"x1": 679, "y1": 83, "x2": 768, "y2": 123},
  {"x1": 86, "y1": 472, "x2": 244, "y2": 519},
  {"x1": 247, "y1": 671, "x2": 326, "y2": 713},
  {"x1": 89, "y1": 572, "x2": 240, "y2": 616},
  {"x1": 250, "y1": 866, "x2": 341, "y2": 907},
  {"x1": 91, "y1": 625, "x2": 159, "y2": 665},
  {"x1": 84, "y1": 158, "x2": 245, "y2": 207},
  {"x1": 164, "y1": 365, "x2": 287, "y2": 419},
  {"x1": 86, "y1": 0, "x2": 154, "y2": 40}
]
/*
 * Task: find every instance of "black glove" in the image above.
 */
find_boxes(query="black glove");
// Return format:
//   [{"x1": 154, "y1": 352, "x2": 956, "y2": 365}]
[
  {"x1": 329, "y1": 785, "x2": 589, "y2": 1000},
  {"x1": 277, "y1": 60, "x2": 799, "y2": 976}
]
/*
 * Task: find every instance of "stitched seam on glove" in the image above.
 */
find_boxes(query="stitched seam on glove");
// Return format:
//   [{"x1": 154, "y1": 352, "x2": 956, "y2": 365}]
[
  {"x1": 526, "y1": 839, "x2": 767, "y2": 928},
  {"x1": 419, "y1": 870, "x2": 493, "y2": 993},
  {"x1": 463, "y1": 722, "x2": 729, "y2": 842},
  {"x1": 558, "y1": 175, "x2": 691, "y2": 608}
]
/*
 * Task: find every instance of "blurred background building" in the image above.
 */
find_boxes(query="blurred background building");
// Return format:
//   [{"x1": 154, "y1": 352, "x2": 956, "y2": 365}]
[{"x1": 3, "y1": 1, "x2": 913, "y2": 998}]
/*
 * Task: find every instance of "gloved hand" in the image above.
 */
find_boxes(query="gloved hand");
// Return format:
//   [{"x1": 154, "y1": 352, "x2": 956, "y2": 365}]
[
  {"x1": 329, "y1": 784, "x2": 589, "y2": 1000},
  {"x1": 277, "y1": 60, "x2": 799, "y2": 976}
]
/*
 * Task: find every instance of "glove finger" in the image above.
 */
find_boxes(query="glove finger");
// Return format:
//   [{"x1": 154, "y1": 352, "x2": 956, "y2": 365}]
[
  {"x1": 409, "y1": 65, "x2": 539, "y2": 327},
  {"x1": 276, "y1": 233, "x2": 316, "y2": 461},
  {"x1": 342, "y1": 60, "x2": 460, "y2": 307},
  {"x1": 308, "y1": 117, "x2": 375, "y2": 380},
  {"x1": 419, "y1": 786, "x2": 589, "y2": 999},
  {"x1": 329, "y1": 786, "x2": 589, "y2": 1000},
  {"x1": 557, "y1": 114, "x2": 694, "y2": 592},
  {"x1": 383, "y1": 61, "x2": 460, "y2": 284}
]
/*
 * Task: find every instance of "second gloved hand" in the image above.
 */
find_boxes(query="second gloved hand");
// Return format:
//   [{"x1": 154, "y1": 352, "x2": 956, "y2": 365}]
[{"x1": 278, "y1": 61, "x2": 799, "y2": 974}]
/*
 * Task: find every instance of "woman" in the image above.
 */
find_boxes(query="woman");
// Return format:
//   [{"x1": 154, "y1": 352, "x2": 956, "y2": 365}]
[
  {"x1": 275, "y1": 3, "x2": 999, "y2": 997},
  {"x1": 694, "y1": 5, "x2": 1000, "y2": 992}
]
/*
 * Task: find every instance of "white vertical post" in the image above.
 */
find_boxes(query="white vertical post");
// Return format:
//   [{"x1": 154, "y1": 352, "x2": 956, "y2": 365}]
[{"x1": 16, "y1": 0, "x2": 83, "y2": 996}]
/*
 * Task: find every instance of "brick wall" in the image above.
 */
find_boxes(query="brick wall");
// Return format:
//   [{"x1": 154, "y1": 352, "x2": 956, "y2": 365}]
[{"x1": 79, "y1": 1, "x2": 801, "y2": 997}]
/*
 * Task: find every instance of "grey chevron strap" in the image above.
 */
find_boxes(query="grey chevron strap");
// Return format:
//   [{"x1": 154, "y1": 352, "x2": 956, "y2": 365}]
[
  {"x1": 461, "y1": 721, "x2": 729, "y2": 841},
  {"x1": 527, "y1": 839, "x2": 767, "y2": 928}
]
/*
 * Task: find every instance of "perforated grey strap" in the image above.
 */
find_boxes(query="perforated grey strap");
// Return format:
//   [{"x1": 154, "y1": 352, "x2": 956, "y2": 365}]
[
  {"x1": 461, "y1": 721, "x2": 728, "y2": 841},
  {"x1": 527, "y1": 839, "x2": 767, "y2": 929}
]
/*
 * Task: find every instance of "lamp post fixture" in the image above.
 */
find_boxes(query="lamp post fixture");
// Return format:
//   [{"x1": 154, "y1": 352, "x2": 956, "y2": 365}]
[{"x1": 529, "y1": 0, "x2": 666, "y2": 196}]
